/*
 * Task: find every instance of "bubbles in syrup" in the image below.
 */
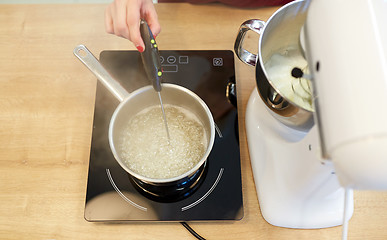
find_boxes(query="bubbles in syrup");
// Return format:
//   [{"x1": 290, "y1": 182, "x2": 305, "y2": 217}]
[{"x1": 118, "y1": 104, "x2": 207, "y2": 179}]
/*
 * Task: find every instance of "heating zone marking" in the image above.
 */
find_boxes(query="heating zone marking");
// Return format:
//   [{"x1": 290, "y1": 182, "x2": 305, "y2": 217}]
[
  {"x1": 181, "y1": 168, "x2": 224, "y2": 211},
  {"x1": 215, "y1": 123, "x2": 223, "y2": 138},
  {"x1": 106, "y1": 169, "x2": 147, "y2": 212}
]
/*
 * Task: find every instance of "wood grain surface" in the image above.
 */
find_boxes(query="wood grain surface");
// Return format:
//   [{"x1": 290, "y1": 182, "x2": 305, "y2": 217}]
[{"x1": 0, "y1": 3, "x2": 386, "y2": 240}]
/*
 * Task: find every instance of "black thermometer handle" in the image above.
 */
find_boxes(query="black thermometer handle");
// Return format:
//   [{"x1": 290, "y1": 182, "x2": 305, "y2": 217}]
[{"x1": 140, "y1": 20, "x2": 162, "y2": 92}]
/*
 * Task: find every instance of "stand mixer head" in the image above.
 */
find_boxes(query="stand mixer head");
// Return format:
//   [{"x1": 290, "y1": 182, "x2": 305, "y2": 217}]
[{"x1": 305, "y1": 0, "x2": 387, "y2": 189}]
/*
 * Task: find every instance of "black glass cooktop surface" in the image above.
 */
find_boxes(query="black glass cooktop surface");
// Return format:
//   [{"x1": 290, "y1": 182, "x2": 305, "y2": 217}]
[{"x1": 84, "y1": 50, "x2": 243, "y2": 221}]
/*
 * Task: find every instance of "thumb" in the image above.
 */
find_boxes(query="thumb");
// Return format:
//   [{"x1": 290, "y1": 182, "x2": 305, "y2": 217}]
[
  {"x1": 129, "y1": 22, "x2": 145, "y2": 52},
  {"x1": 148, "y1": 20, "x2": 161, "y2": 39},
  {"x1": 143, "y1": 5, "x2": 160, "y2": 38}
]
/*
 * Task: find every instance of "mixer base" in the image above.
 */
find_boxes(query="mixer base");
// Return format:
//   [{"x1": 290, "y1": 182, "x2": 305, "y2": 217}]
[{"x1": 246, "y1": 88, "x2": 353, "y2": 229}]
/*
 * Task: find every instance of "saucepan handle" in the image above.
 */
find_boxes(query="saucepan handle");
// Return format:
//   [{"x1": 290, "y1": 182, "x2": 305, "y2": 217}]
[
  {"x1": 73, "y1": 44, "x2": 129, "y2": 102},
  {"x1": 234, "y1": 19, "x2": 265, "y2": 67}
]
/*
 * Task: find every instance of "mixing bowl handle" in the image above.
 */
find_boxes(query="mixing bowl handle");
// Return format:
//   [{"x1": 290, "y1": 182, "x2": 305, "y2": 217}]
[
  {"x1": 73, "y1": 44, "x2": 129, "y2": 102},
  {"x1": 234, "y1": 19, "x2": 265, "y2": 67}
]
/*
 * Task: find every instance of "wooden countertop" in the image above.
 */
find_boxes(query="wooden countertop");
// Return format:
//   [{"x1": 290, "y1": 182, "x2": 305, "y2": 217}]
[{"x1": 1, "y1": 3, "x2": 386, "y2": 239}]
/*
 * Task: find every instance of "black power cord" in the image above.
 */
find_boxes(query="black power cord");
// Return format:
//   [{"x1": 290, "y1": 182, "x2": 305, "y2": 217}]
[{"x1": 180, "y1": 222, "x2": 206, "y2": 240}]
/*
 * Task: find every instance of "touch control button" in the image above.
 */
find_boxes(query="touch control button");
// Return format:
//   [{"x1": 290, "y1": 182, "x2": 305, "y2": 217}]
[
  {"x1": 167, "y1": 56, "x2": 176, "y2": 64},
  {"x1": 179, "y1": 56, "x2": 189, "y2": 64}
]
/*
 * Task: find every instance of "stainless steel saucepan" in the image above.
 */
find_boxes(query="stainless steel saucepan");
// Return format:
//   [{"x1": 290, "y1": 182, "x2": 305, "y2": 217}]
[{"x1": 73, "y1": 45, "x2": 215, "y2": 201}]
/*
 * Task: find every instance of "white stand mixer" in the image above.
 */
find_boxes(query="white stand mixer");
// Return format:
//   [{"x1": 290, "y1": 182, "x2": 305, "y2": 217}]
[{"x1": 235, "y1": 0, "x2": 387, "y2": 230}]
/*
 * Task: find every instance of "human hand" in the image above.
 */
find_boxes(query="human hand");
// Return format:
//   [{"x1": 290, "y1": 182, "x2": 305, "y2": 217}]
[{"x1": 105, "y1": 0, "x2": 161, "y2": 52}]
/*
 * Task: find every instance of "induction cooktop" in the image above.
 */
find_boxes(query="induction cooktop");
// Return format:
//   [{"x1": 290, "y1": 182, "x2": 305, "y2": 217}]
[{"x1": 84, "y1": 50, "x2": 243, "y2": 221}]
